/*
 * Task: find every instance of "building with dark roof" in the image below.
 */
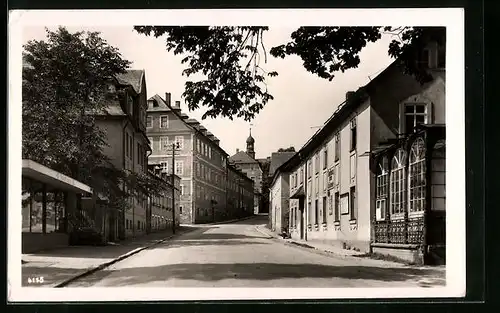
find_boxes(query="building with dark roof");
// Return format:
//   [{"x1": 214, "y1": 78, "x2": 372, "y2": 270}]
[
  {"x1": 229, "y1": 129, "x2": 264, "y2": 214},
  {"x1": 146, "y1": 93, "x2": 252, "y2": 224},
  {"x1": 93, "y1": 69, "x2": 152, "y2": 241},
  {"x1": 277, "y1": 28, "x2": 446, "y2": 265}
]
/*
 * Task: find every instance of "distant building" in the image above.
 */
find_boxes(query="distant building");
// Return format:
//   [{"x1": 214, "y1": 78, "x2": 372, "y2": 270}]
[
  {"x1": 146, "y1": 93, "x2": 230, "y2": 224},
  {"x1": 147, "y1": 165, "x2": 181, "y2": 232},
  {"x1": 268, "y1": 152, "x2": 295, "y2": 232},
  {"x1": 226, "y1": 164, "x2": 255, "y2": 219},
  {"x1": 229, "y1": 129, "x2": 264, "y2": 214}
]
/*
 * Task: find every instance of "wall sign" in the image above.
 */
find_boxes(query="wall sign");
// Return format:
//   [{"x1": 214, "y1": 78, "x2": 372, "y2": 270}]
[
  {"x1": 327, "y1": 168, "x2": 335, "y2": 189},
  {"x1": 340, "y1": 193, "x2": 349, "y2": 215}
]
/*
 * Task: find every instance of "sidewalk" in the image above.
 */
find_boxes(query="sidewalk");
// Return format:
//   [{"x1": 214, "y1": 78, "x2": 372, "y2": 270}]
[
  {"x1": 22, "y1": 226, "x2": 194, "y2": 288},
  {"x1": 255, "y1": 225, "x2": 446, "y2": 272}
]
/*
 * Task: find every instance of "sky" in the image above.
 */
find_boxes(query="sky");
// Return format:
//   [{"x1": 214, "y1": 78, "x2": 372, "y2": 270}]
[{"x1": 22, "y1": 26, "x2": 395, "y2": 159}]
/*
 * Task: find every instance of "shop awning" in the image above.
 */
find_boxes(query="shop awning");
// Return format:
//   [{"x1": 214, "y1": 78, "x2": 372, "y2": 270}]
[{"x1": 22, "y1": 159, "x2": 93, "y2": 194}]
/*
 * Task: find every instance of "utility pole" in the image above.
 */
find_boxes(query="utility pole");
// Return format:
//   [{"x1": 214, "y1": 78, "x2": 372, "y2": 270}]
[
  {"x1": 166, "y1": 141, "x2": 180, "y2": 235},
  {"x1": 171, "y1": 142, "x2": 178, "y2": 234}
]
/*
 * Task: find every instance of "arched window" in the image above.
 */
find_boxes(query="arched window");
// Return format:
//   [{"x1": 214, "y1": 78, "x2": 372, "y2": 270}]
[
  {"x1": 390, "y1": 149, "x2": 406, "y2": 217},
  {"x1": 409, "y1": 138, "x2": 426, "y2": 214},
  {"x1": 375, "y1": 156, "x2": 389, "y2": 221}
]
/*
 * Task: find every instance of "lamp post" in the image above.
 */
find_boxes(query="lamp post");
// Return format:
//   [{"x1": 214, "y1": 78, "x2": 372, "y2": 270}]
[{"x1": 165, "y1": 141, "x2": 181, "y2": 234}]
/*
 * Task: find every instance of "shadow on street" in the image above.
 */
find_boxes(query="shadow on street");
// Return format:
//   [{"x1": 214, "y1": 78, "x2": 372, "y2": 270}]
[{"x1": 65, "y1": 262, "x2": 445, "y2": 287}]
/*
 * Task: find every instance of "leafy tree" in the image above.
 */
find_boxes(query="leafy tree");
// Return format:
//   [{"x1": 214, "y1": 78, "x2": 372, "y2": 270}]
[
  {"x1": 278, "y1": 147, "x2": 295, "y2": 152},
  {"x1": 134, "y1": 26, "x2": 443, "y2": 121},
  {"x1": 22, "y1": 27, "x2": 168, "y2": 218}
]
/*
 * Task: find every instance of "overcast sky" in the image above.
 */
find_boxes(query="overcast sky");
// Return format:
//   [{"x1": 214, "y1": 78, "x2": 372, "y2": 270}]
[{"x1": 22, "y1": 26, "x2": 395, "y2": 159}]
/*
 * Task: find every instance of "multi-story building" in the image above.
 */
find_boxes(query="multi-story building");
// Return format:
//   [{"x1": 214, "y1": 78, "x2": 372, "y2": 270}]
[
  {"x1": 96, "y1": 69, "x2": 150, "y2": 241},
  {"x1": 227, "y1": 164, "x2": 255, "y2": 219},
  {"x1": 146, "y1": 93, "x2": 229, "y2": 224},
  {"x1": 147, "y1": 165, "x2": 181, "y2": 232},
  {"x1": 229, "y1": 131, "x2": 264, "y2": 214},
  {"x1": 268, "y1": 152, "x2": 295, "y2": 231},
  {"x1": 284, "y1": 28, "x2": 446, "y2": 265}
]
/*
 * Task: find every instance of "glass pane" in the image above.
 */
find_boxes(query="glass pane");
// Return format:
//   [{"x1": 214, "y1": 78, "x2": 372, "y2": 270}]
[
  {"x1": 405, "y1": 105, "x2": 415, "y2": 114},
  {"x1": 415, "y1": 104, "x2": 426, "y2": 114},
  {"x1": 406, "y1": 116, "x2": 415, "y2": 133},
  {"x1": 415, "y1": 115, "x2": 425, "y2": 125}
]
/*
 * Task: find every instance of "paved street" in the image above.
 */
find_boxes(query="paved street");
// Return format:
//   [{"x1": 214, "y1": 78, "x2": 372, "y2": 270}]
[{"x1": 67, "y1": 216, "x2": 445, "y2": 288}]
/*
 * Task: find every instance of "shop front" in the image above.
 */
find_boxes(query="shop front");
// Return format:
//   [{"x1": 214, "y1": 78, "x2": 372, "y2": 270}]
[{"x1": 22, "y1": 160, "x2": 93, "y2": 253}]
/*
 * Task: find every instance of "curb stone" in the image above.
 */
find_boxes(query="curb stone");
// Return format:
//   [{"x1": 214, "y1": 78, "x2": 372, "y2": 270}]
[
  {"x1": 253, "y1": 226, "x2": 359, "y2": 260},
  {"x1": 55, "y1": 229, "x2": 192, "y2": 288}
]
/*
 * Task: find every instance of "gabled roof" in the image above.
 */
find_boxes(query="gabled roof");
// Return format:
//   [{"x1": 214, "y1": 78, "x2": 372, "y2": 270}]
[
  {"x1": 116, "y1": 69, "x2": 145, "y2": 94},
  {"x1": 147, "y1": 94, "x2": 172, "y2": 112},
  {"x1": 269, "y1": 152, "x2": 295, "y2": 177},
  {"x1": 229, "y1": 150, "x2": 259, "y2": 164}
]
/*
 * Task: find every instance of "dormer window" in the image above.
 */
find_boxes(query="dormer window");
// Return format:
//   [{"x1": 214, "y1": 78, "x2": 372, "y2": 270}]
[
  {"x1": 404, "y1": 103, "x2": 428, "y2": 134},
  {"x1": 153, "y1": 99, "x2": 159, "y2": 108}
]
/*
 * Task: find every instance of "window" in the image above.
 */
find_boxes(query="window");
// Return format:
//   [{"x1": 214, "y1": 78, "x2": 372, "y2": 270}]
[
  {"x1": 334, "y1": 192, "x2": 340, "y2": 222},
  {"x1": 350, "y1": 154, "x2": 356, "y2": 180},
  {"x1": 322, "y1": 196, "x2": 327, "y2": 224},
  {"x1": 174, "y1": 136, "x2": 184, "y2": 150},
  {"x1": 197, "y1": 139, "x2": 201, "y2": 153},
  {"x1": 160, "y1": 116, "x2": 169, "y2": 128},
  {"x1": 161, "y1": 161, "x2": 168, "y2": 173},
  {"x1": 323, "y1": 147, "x2": 328, "y2": 169},
  {"x1": 315, "y1": 154, "x2": 320, "y2": 174},
  {"x1": 146, "y1": 116, "x2": 152, "y2": 128},
  {"x1": 350, "y1": 118, "x2": 357, "y2": 152},
  {"x1": 307, "y1": 161, "x2": 312, "y2": 178},
  {"x1": 314, "y1": 199, "x2": 319, "y2": 225},
  {"x1": 409, "y1": 138, "x2": 426, "y2": 214},
  {"x1": 300, "y1": 168, "x2": 303, "y2": 184},
  {"x1": 404, "y1": 103, "x2": 428, "y2": 134},
  {"x1": 295, "y1": 173, "x2": 298, "y2": 188},
  {"x1": 315, "y1": 176, "x2": 319, "y2": 195},
  {"x1": 180, "y1": 206, "x2": 183, "y2": 214},
  {"x1": 137, "y1": 220, "x2": 140, "y2": 230},
  {"x1": 175, "y1": 160, "x2": 183, "y2": 176},
  {"x1": 390, "y1": 149, "x2": 406, "y2": 216},
  {"x1": 180, "y1": 184, "x2": 185, "y2": 195},
  {"x1": 291, "y1": 175, "x2": 295, "y2": 189},
  {"x1": 160, "y1": 136, "x2": 169, "y2": 151},
  {"x1": 376, "y1": 157, "x2": 389, "y2": 221},
  {"x1": 196, "y1": 162, "x2": 200, "y2": 176},
  {"x1": 350, "y1": 186, "x2": 357, "y2": 220},
  {"x1": 334, "y1": 133, "x2": 340, "y2": 162},
  {"x1": 208, "y1": 146, "x2": 212, "y2": 158}
]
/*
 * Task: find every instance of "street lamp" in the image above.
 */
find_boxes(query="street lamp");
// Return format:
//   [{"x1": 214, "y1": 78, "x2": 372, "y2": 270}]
[{"x1": 164, "y1": 141, "x2": 181, "y2": 234}]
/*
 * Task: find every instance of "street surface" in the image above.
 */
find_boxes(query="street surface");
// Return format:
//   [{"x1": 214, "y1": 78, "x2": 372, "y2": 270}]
[{"x1": 68, "y1": 216, "x2": 445, "y2": 287}]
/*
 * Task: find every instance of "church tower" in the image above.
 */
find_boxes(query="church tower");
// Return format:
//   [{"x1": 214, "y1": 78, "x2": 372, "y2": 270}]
[{"x1": 246, "y1": 127, "x2": 255, "y2": 159}]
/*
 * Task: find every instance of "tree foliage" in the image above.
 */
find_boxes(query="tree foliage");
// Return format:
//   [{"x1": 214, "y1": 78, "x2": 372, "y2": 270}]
[
  {"x1": 134, "y1": 26, "x2": 439, "y2": 122},
  {"x1": 22, "y1": 27, "x2": 168, "y2": 213},
  {"x1": 277, "y1": 147, "x2": 296, "y2": 152}
]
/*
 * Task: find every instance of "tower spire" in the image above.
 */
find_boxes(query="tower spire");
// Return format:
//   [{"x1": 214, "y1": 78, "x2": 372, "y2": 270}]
[{"x1": 246, "y1": 123, "x2": 255, "y2": 159}]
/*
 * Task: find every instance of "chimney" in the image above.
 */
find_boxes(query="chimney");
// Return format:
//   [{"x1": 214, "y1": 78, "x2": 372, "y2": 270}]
[
  {"x1": 346, "y1": 91, "x2": 356, "y2": 103},
  {"x1": 236, "y1": 148, "x2": 239, "y2": 153},
  {"x1": 175, "y1": 100, "x2": 181, "y2": 108},
  {"x1": 165, "y1": 92, "x2": 172, "y2": 106}
]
